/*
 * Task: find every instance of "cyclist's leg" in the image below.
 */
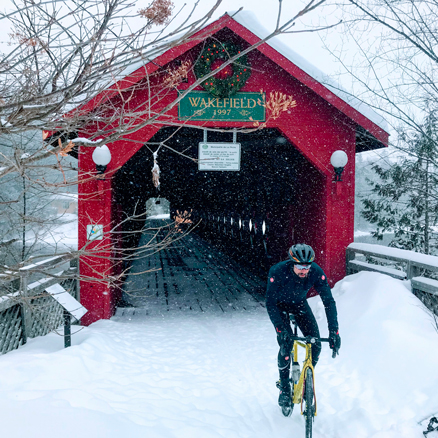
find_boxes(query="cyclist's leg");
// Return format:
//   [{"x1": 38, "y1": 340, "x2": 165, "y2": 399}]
[
  {"x1": 293, "y1": 301, "x2": 321, "y2": 367},
  {"x1": 277, "y1": 311, "x2": 293, "y2": 382},
  {"x1": 276, "y1": 312, "x2": 293, "y2": 410}
]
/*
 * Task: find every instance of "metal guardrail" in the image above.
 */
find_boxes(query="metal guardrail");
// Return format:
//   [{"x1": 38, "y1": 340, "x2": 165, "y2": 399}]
[
  {"x1": 0, "y1": 255, "x2": 79, "y2": 354},
  {"x1": 347, "y1": 242, "x2": 438, "y2": 317}
]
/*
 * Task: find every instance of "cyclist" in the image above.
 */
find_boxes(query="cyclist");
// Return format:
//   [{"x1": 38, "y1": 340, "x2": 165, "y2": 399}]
[{"x1": 266, "y1": 243, "x2": 341, "y2": 409}]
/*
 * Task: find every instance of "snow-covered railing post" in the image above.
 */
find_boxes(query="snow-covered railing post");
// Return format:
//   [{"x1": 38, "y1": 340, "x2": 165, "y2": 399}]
[
  {"x1": 346, "y1": 243, "x2": 438, "y2": 317},
  {"x1": 345, "y1": 247, "x2": 356, "y2": 275},
  {"x1": 19, "y1": 271, "x2": 30, "y2": 344},
  {"x1": 406, "y1": 260, "x2": 419, "y2": 280},
  {"x1": 64, "y1": 310, "x2": 71, "y2": 348},
  {"x1": 69, "y1": 258, "x2": 80, "y2": 302}
]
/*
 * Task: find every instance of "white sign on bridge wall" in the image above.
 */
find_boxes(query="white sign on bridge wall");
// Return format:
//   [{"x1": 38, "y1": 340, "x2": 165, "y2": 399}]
[
  {"x1": 87, "y1": 224, "x2": 103, "y2": 240},
  {"x1": 198, "y1": 142, "x2": 241, "y2": 171}
]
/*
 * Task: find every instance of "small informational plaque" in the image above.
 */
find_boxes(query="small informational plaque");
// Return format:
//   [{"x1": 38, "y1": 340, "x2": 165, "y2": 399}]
[
  {"x1": 87, "y1": 224, "x2": 103, "y2": 240},
  {"x1": 198, "y1": 142, "x2": 241, "y2": 171}
]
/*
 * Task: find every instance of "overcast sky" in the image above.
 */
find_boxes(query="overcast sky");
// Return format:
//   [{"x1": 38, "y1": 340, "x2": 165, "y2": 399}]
[
  {"x1": 0, "y1": 0, "x2": 344, "y2": 77},
  {"x1": 183, "y1": 0, "x2": 344, "y2": 75}
]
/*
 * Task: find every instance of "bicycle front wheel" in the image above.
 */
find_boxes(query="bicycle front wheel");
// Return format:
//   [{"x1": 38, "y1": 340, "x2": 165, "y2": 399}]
[{"x1": 304, "y1": 367, "x2": 314, "y2": 438}]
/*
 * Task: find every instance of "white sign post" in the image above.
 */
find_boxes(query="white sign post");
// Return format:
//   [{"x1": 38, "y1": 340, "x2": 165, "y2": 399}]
[
  {"x1": 198, "y1": 142, "x2": 241, "y2": 171},
  {"x1": 45, "y1": 284, "x2": 88, "y2": 322},
  {"x1": 45, "y1": 284, "x2": 88, "y2": 348}
]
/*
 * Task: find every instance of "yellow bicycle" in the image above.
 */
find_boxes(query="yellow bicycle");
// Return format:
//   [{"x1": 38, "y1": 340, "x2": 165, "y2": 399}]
[{"x1": 277, "y1": 319, "x2": 334, "y2": 438}]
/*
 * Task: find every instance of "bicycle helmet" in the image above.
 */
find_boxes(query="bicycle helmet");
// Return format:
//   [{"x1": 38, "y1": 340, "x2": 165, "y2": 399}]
[{"x1": 288, "y1": 244, "x2": 315, "y2": 264}]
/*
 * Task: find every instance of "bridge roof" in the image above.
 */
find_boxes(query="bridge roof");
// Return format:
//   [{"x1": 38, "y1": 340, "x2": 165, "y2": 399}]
[
  {"x1": 81, "y1": 11, "x2": 389, "y2": 147},
  {"x1": 231, "y1": 11, "x2": 388, "y2": 135}
]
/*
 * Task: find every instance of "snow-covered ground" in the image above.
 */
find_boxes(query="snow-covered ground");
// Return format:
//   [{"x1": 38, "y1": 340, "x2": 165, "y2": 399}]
[
  {"x1": 21, "y1": 213, "x2": 78, "y2": 253},
  {"x1": 0, "y1": 272, "x2": 437, "y2": 438},
  {"x1": 354, "y1": 230, "x2": 372, "y2": 238},
  {"x1": 40, "y1": 213, "x2": 78, "y2": 250}
]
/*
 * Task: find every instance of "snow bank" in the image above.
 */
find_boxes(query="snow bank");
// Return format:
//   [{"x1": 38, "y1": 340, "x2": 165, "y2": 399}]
[
  {"x1": 0, "y1": 272, "x2": 436, "y2": 437},
  {"x1": 318, "y1": 272, "x2": 438, "y2": 437}
]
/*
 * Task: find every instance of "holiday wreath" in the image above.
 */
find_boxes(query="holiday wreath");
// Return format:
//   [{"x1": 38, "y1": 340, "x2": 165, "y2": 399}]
[{"x1": 194, "y1": 41, "x2": 251, "y2": 98}]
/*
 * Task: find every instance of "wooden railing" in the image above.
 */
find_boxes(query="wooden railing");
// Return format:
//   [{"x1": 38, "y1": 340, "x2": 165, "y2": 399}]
[
  {"x1": 0, "y1": 255, "x2": 79, "y2": 354},
  {"x1": 347, "y1": 242, "x2": 438, "y2": 316}
]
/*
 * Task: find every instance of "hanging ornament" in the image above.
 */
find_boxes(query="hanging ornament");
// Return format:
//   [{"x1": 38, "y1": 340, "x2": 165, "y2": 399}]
[{"x1": 152, "y1": 151, "x2": 160, "y2": 189}]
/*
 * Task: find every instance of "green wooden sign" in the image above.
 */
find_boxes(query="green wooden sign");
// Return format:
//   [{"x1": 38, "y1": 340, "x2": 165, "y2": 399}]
[{"x1": 178, "y1": 91, "x2": 266, "y2": 121}]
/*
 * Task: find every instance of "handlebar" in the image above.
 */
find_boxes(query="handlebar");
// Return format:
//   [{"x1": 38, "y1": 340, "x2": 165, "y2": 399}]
[
  {"x1": 284, "y1": 335, "x2": 338, "y2": 359},
  {"x1": 291, "y1": 335, "x2": 330, "y2": 344},
  {"x1": 288, "y1": 315, "x2": 338, "y2": 358}
]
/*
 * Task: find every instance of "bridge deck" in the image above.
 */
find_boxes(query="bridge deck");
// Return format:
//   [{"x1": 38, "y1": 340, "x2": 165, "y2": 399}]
[{"x1": 116, "y1": 219, "x2": 266, "y2": 318}]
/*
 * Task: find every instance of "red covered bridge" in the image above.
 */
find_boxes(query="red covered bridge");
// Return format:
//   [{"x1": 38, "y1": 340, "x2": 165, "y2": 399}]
[{"x1": 76, "y1": 12, "x2": 389, "y2": 325}]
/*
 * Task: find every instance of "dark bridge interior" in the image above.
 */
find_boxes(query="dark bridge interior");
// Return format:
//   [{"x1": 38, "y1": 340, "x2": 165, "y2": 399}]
[{"x1": 113, "y1": 127, "x2": 324, "y2": 278}]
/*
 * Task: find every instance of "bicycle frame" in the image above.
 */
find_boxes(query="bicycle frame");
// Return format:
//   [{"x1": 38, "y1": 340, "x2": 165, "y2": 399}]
[
  {"x1": 291, "y1": 339, "x2": 317, "y2": 415},
  {"x1": 288, "y1": 319, "x2": 331, "y2": 417}
]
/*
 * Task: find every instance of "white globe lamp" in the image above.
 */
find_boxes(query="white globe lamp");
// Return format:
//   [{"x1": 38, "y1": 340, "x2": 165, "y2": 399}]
[
  {"x1": 92, "y1": 145, "x2": 112, "y2": 174},
  {"x1": 330, "y1": 150, "x2": 348, "y2": 181}
]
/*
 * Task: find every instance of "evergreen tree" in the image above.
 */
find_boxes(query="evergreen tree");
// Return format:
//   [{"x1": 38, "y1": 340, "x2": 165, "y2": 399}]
[{"x1": 362, "y1": 109, "x2": 438, "y2": 254}]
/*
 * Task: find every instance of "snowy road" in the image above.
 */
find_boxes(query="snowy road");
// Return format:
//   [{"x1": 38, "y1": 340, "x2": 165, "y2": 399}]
[{"x1": 0, "y1": 272, "x2": 437, "y2": 437}]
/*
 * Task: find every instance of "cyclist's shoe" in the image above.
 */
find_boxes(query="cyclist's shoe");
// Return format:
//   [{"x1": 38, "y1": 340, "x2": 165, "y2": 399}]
[{"x1": 276, "y1": 380, "x2": 292, "y2": 407}]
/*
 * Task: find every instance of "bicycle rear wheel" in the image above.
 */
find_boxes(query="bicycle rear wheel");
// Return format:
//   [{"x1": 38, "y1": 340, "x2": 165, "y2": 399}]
[{"x1": 304, "y1": 368, "x2": 314, "y2": 438}]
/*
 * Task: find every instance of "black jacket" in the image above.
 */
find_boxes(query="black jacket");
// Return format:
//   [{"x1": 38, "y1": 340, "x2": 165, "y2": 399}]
[{"x1": 266, "y1": 260, "x2": 339, "y2": 333}]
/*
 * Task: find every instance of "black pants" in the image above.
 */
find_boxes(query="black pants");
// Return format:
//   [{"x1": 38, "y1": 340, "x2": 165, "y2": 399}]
[{"x1": 277, "y1": 300, "x2": 321, "y2": 382}]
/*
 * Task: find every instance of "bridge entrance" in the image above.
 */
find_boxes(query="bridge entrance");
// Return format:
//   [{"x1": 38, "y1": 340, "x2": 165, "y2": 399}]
[
  {"x1": 113, "y1": 127, "x2": 323, "y2": 279},
  {"x1": 77, "y1": 12, "x2": 389, "y2": 325}
]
